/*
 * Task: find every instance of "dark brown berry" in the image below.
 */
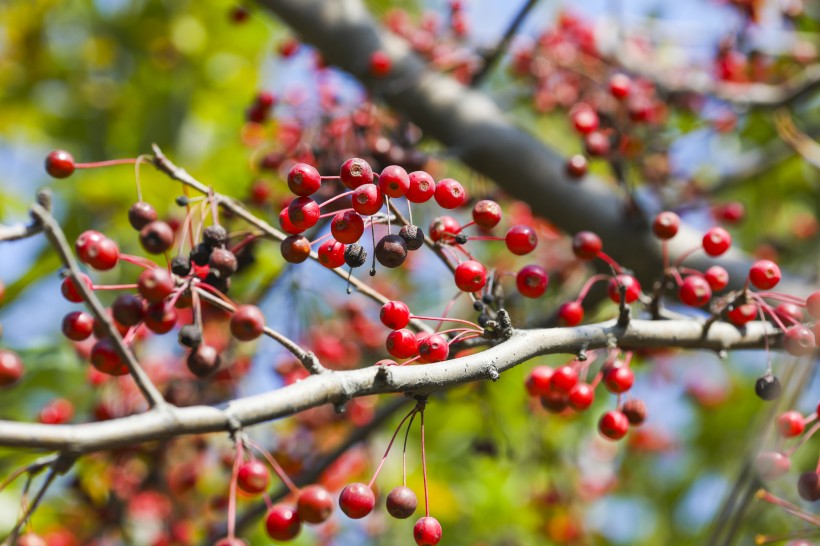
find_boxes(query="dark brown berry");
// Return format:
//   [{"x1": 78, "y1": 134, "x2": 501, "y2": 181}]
[
  {"x1": 139, "y1": 221, "x2": 175, "y2": 254},
  {"x1": 171, "y1": 255, "x2": 192, "y2": 276},
  {"x1": 399, "y1": 225, "x2": 424, "y2": 250},
  {"x1": 190, "y1": 243, "x2": 212, "y2": 266},
  {"x1": 187, "y1": 345, "x2": 221, "y2": 377},
  {"x1": 128, "y1": 202, "x2": 158, "y2": 230},
  {"x1": 622, "y1": 399, "x2": 647, "y2": 425},
  {"x1": 203, "y1": 225, "x2": 228, "y2": 248},
  {"x1": 386, "y1": 486, "x2": 417, "y2": 519},
  {"x1": 209, "y1": 248, "x2": 238, "y2": 278},
  {"x1": 375, "y1": 234, "x2": 408, "y2": 268},
  {"x1": 280, "y1": 235, "x2": 311, "y2": 264}
]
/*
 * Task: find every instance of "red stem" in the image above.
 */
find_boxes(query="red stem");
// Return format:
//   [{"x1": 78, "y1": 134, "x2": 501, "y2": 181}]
[
  {"x1": 75, "y1": 158, "x2": 138, "y2": 168},
  {"x1": 420, "y1": 410, "x2": 429, "y2": 518},
  {"x1": 317, "y1": 190, "x2": 354, "y2": 209},
  {"x1": 410, "y1": 315, "x2": 480, "y2": 329},
  {"x1": 596, "y1": 251, "x2": 623, "y2": 274},
  {"x1": 227, "y1": 441, "x2": 244, "y2": 539},
  {"x1": 368, "y1": 409, "x2": 417, "y2": 488}
]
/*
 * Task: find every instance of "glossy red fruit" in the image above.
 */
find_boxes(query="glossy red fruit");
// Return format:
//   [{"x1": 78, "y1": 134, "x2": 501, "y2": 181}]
[
  {"x1": 230, "y1": 305, "x2": 265, "y2": 341},
  {"x1": 39, "y1": 398, "x2": 73, "y2": 424},
  {"x1": 139, "y1": 221, "x2": 175, "y2": 254},
  {"x1": 558, "y1": 301, "x2": 584, "y2": 326},
  {"x1": 454, "y1": 260, "x2": 487, "y2": 292},
  {"x1": 339, "y1": 483, "x2": 375, "y2": 519},
  {"x1": 598, "y1": 410, "x2": 629, "y2": 440},
  {"x1": 748, "y1": 259, "x2": 781, "y2": 290},
  {"x1": 279, "y1": 208, "x2": 302, "y2": 235},
  {"x1": 434, "y1": 178, "x2": 466, "y2": 209},
  {"x1": 806, "y1": 291, "x2": 820, "y2": 319},
  {"x1": 584, "y1": 131, "x2": 610, "y2": 156},
  {"x1": 572, "y1": 231, "x2": 602, "y2": 260},
  {"x1": 727, "y1": 303, "x2": 757, "y2": 326},
  {"x1": 418, "y1": 334, "x2": 449, "y2": 363},
  {"x1": 214, "y1": 538, "x2": 247, "y2": 546},
  {"x1": 471, "y1": 200, "x2": 502, "y2": 229},
  {"x1": 525, "y1": 366, "x2": 553, "y2": 396},
  {"x1": 679, "y1": 275, "x2": 712, "y2": 307},
  {"x1": 702, "y1": 227, "x2": 731, "y2": 256},
  {"x1": 297, "y1": 485, "x2": 334, "y2": 524},
  {"x1": 550, "y1": 365, "x2": 578, "y2": 393},
  {"x1": 406, "y1": 171, "x2": 436, "y2": 203},
  {"x1": 340, "y1": 157, "x2": 374, "y2": 189},
  {"x1": 609, "y1": 73, "x2": 631, "y2": 99},
  {"x1": 571, "y1": 106, "x2": 599, "y2": 134},
  {"x1": 775, "y1": 303, "x2": 803, "y2": 324},
  {"x1": 237, "y1": 460, "x2": 270, "y2": 495},
  {"x1": 280, "y1": 235, "x2": 311, "y2": 264},
  {"x1": 386, "y1": 486, "x2": 417, "y2": 519},
  {"x1": 137, "y1": 268, "x2": 175, "y2": 303},
  {"x1": 90, "y1": 339, "x2": 128, "y2": 376},
  {"x1": 77, "y1": 233, "x2": 119, "y2": 271},
  {"x1": 352, "y1": 184, "x2": 384, "y2": 216},
  {"x1": 652, "y1": 211, "x2": 680, "y2": 240},
  {"x1": 144, "y1": 300, "x2": 178, "y2": 334},
  {"x1": 386, "y1": 329, "x2": 418, "y2": 359},
  {"x1": 45, "y1": 150, "x2": 75, "y2": 178},
  {"x1": 75, "y1": 230, "x2": 104, "y2": 262},
  {"x1": 607, "y1": 275, "x2": 641, "y2": 304},
  {"x1": 568, "y1": 383, "x2": 594, "y2": 411},
  {"x1": 784, "y1": 325, "x2": 815, "y2": 356},
  {"x1": 566, "y1": 154, "x2": 588, "y2": 178},
  {"x1": 604, "y1": 367, "x2": 634, "y2": 394},
  {"x1": 317, "y1": 239, "x2": 346, "y2": 269},
  {"x1": 0, "y1": 349, "x2": 24, "y2": 386},
  {"x1": 128, "y1": 202, "x2": 158, "y2": 230},
  {"x1": 505, "y1": 225, "x2": 537, "y2": 255},
  {"x1": 370, "y1": 50, "x2": 392, "y2": 77},
  {"x1": 287, "y1": 163, "x2": 321, "y2": 196},
  {"x1": 61, "y1": 311, "x2": 94, "y2": 341},
  {"x1": 61, "y1": 274, "x2": 93, "y2": 303},
  {"x1": 331, "y1": 210, "x2": 365, "y2": 244},
  {"x1": 704, "y1": 265, "x2": 729, "y2": 291},
  {"x1": 428, "y1": 216, "x2": 460, "y2": 242},
  {"x1": 540, "y1": 391, "x2": 569, "y2": 413},
  {"x1": 413, "y1": 516, "x2": 442, "y2": 546},
  {"x1": 379, "y1": 165, "x2": 411, "y2": 198},
  {"x1": 265, "y1": 504, "x2": 301, "y2": 541},
  {"x1": 380, "y1": 301, "x2": 410, "y2": 330},
  {"x1": 287, "y1": 197, "x2": 320, "y2": 231},
  {"x1": 516, "y1": 265, "x2": 548, "y2": 298},
  {"x1": 777, "y1": 411, "x2": 805, "y2": 437}
]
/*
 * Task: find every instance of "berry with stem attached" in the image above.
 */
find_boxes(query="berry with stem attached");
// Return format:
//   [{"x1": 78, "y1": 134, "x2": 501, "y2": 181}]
[
  {"x1": 386, "y1": 329, "x2": 419, "y2": 359},
  {"x1": 287, "y1": 197, "x2": 320, "y2": 231},
  {"x1": 264, "y1": 504, "x2": 301, "y2": 541},
  {"x1": 679, "y1": 275, "x2": 712, "y2": 307},
  {"x1": 418, "y1": 334, "x2": 449, "y2": 363},
  {"x1": 516, "y1": 265, "x2": 548, "y2": 298},
  {"x1": 381, "y1": 301, "x2": 410, "y2": 329},
  {"x1": 62, "y1": 311, "x2": 95, "y2": 341},
  {"x1": 749, "y1": 259, "x2": 781, "y2": 290},
  {"x1": 599, "y1": 410, "x2": 629, "y2": 440},
  {"x1": 339, "y1": 483, "x2": 375, "y2": 519},
  {"x1": 128, "y1": 202, "x2": 158, "y2": 231},
  {"x1": 187, "y1": 345, "x2": 221, "y2": 377},
  {"x1": 140, "y1": 221, "x2": 175, "y2": 254},
  {"x1": 318, "y1": 239, "x2": 346, "y2": 269},
  {"x1": 784, "y1": 325, "x2": 815, "y2": 357},
  {"x1": 406, "y1": 171, "x2": 435, "y2": 203},
  {"x1": 705, "y1": 265, "x2": 729, "y2": 291},
  {"x1": 652, "y1": 211, "x2": 680, "y2": 240},
  {"x1": 61, "y1": 274, "x2": 93, "y2": 303},
  {"x1": 230, "y1": 305, "x2": 265, "y2": 341},
  {"x1": 434, "y1": 178, "x2": 466, "y2": 209},
  {"x1": 352, "y1": 184, "x2": 384, "y2": 216},
  {"x1": 386, "y1": 486, "x2": 417, "y2": 519},
  {"x1": 702, "y1": 227, "x2": 732, "y2": 257},
  {"x1": 525, "y1": 366, "x2": 553, "y2": 397},
  {"x1": 471, "y1": 200, "x2": 502, "y2": 229},
  {"x1": 237, "y1": 460, "x2": 270, "y2": 495},
  {"x1": 572, "y1": 231, "x2": 602, "y2": 260},
  {"x1": 454, "y1": 260, "x2": 487, "y2": 292},
  {"x1": 379, "y1": 165, "x2": 411, "y2": 198},
  {"x1": 568, "y1": 383, "x2": 594, "y2": 411},
  {"x1": 287, "y1": 163, "x2": 321, "y2": 196},
  {"x1": 331, "y1": 210, "x2": 365, "y2": 244},
  {"x1": 607, "y1": 275, "x2": 641, "y2": 304},
  {"x1": 340, "y1": 158, "x2": 374, "y2": 190},
  {"x1": 505, "y1": 225, "x2": 537, "y2": 255},
  {"x1": 777, "y1": 411, "x2": 805, "y2": 437},
  {"x1": 413, "y1": 516, "x2": 442, "y2": 546},
  {"x1": 138, "y1": 268, "x2": 175, "y2": 302},
  {"x1": 604, "y1": 366, "x2": 634, "y2": 394},
  {"x1": 280, "y1": 235, "x2": 311, "y2": 264},
  {"x1": 45, "y1": 150, "x2": 75, "y2": 178},
  {"x1": 376, "y1": 234, "x2": 408, "y2": 268},
  {"x1": 558, "y1": 301, "x2": 584, "y2": 326},
  {"x1": 297, "y1": 485, "x2": 334, "y2": 524},
  {"x1": 622, "y1": 399, "x2": 647, "y2": 425}
]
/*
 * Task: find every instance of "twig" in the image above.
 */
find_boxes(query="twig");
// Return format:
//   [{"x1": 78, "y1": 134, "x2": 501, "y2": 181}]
[
  {"x1": 775, "y1": 109, "x2": 820, "y2": 170},
  {"x1": 471, "y1": 0, "x2": 540, "y2": 87}
]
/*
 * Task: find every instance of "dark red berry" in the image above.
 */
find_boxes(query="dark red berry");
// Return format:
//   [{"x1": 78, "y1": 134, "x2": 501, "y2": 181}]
[
  {"x1": 209, "y1": 248, "x2": 238, "y2": 278},
  {"x1": 279, "y1": 208, "x2": 301, "y2": 235},
  {"x1": 434, "y1": 178, "x2": 466, "y2": 209},
  {"x1": 380, "y1": 301, "x2": 410, "y2": 329},
  {"x1": 62, "y1": 311, "x2": 94, "y2": 341},
  {"x1": 749, "y1": 259, "x2": 781, "y2": 290},
  {"x1": 331, "y1": 210, "x2": 365, "y2": 244},
  {"x1": 339, "y1": 483, "x2": 375, "y2": 519},
  {"x1": 652, "y1": 211, "x2": 680, "y2": 240},
  {"x1": 413, "y1": 516, "x2": 442, "y2": 546},
  {"x1": 454, "y1": 260, "x2": 487, "y2": 292},
  {"x1": 145, "y1": 300, "x2": 178, "y2": 334},
  {"x1": 429, "y1": 216, "x2": 460, "y2": 242},
  {"x1": 505, "y1": 225, "x2": 537, "y2": 255},
  {"x1": 784, "y1": 325, "x2": 815, "y2": 356},
  {"x1": 598, "y1": 410, "x2": 629, "y2": 440},
  {"x1": 45, "y1": 150, "x2": 75, "y2": 178},
  {"x1": 566, "y1": 154, "x2": 588, "y2": 178},
  {"x1": 287, "y1": 163, "x2": 321, "y2": 196},
  {"x1": 340, "y1": 158, "x2": 374, "y2": 190},
  {"x1": 622, "y1": 398, "x2": 647, "y2": 425},
  {"x1": 61, "y1": 274, "x2": 92, "y2": 303},
  {"x1": 386, "y1": 486, "x2": 417, "y2": 519},
  {"x1": 128, "y1": 202, "x2": 158, "y2": 230},
  {"x1": 280, "y1": 235, "x2": 311, "y2": 264},
  {"x1": 540, "y1": 391, "x2": 569, "y2": 413},
  {"x1": 112, "y1": 294, "x2": 147, "y2": 327},
  {"x1": 797, "y1": 472, "x2": 820, "y2": 502},
  {"x1": 90, "y1": 339, "x2": 128, "y2": 376},
  {"x1": 516, "y1": 265, "x2": 548, "y2": 298},
  {"x1": 138, "y1": 268, "x2": 176, "y2": 303},
  {"x1": 237, "y1": 460, "x2": 270, "y2": 495},
  {"x1": 140, "y1": 221, "x2": 175, "y2": 254},
  {"x1": 375, "y1": 234, "x2": 408, "y2": 268},
  {"x1": 230, "y1": 305, "x2": 265, "y2": 341},
  {"x1": 265, "y1": 504, "x2": 301, "y2": 541},
  {"x1": 572, "y1": 231, "x2": 602, "y2": 260},
  {"x1": 297, "y1": 485, "x2": 334, "y2": 524},
  {"x1": 584, "y1": 131, "x2": 610, "y2": 156},
  {"x1": 0, "y1": 349, "x2": 24, "y2": 386}
]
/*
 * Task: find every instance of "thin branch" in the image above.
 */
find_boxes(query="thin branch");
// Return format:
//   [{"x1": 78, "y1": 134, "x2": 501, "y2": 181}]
[
  {"x1": 29, "y1": 204, "x2": 168, "y2": 409},
  {"x1": 0, "y1": 318, "x2": 781, "y2": 453},
  {"x1": 775, "y1": 109, "x2": 820, "y2": 170},
  {"x1": 471, "y1": 0, "x2": 540, "y2": 87}
]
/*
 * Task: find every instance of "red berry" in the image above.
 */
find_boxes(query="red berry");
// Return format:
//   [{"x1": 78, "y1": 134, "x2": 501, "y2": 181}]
[
  {"x1": 112, "y1": 294, "x2": 147, "y2": 326},
  {"x1": 278, "y1": 37, "x2": 300, "y2": 58},
  {"x1": 297, "y1": 485, "x2": 334, "y2": 524},
  {"x1": 45, "y1": 150, "x2": 75, "y2": 178},
  {"x1": 505, "y1": 225, "x2": 537, "y2": 255},
  {"x1": 609, "y1": 73, "x2": 631, "y2": 99},
  {"x1": 566, "y1": 154, "x2": 588, "y2": 178},
  {"x1": 418, "y1": 334, "x2": 449, "y2": 363},
  {"x1": 434, "y1": 178, "x2": 466, "y2": 209},
  {"x1": 714, "y1": 202, "x2": 745, "y2": 224},
  {"x1": 516, "y1": 264, "x2": 548, "y2": 298},
  {"x1": 413, "y1": 516, "x2": 442, "y2": 546},
  {"x1": 525, "y1": 366, "x2": 553, "y2": 396},
  {"x1": 652, "y1": 211, "x2": 680, "y2": 240},
  {"x1": 784, "y1": 325, "x2": 815, "y2": 356},
  {"x1": 331, "y1": 210, "x2": 365, "y2": 244},
  {"x1": 379, "y1": 165, "x2": 411, "y2": 198},
  {"x1": 380, "y1": 301, "x2": 410, "y2": 329},
  {"x1": 571, "y1": 106, "x2": 599, "y2": 134},
  {"x1": 144, "y1": 300, "x2": 178, "y2": 334},
  {"x1": 287, "y1": 197, "x2": 320, "y2": 231},
  {"x1": 558, "y1": 301, "x2": 584, "y2": 326},
  {"x1": 806, "y1": 291, "x2": 820, "y2": 319},
  {"x1": 75, "y1": 230, "x2": 104, "y2": 263},
  {"x1": 749, "y1": 259, "x2": 781, "y2": 290},
  {"x1": 215, "y1": 539, "x2": 246, "y2": 546},
  {"x1": 0, "y1": 349, "x2": 24, "y2": 386},
  {"x1": 39, "y1": 398, "x2": 73, "y2": 424},
  {"x1": 386, "y1": 486, "x2": 417, "y2": 519},
  {"x1": 471, "y1": 200, "x2": 502, "y2": 229},
  {"x1": 777, "y1": 411, "x2": 805, "y2": 437},
  {"x1": 370, "y1": 50, "x2": 392, "y2": 77},
  {"x1": 386, "y1": 329, "x2": 418, "y2": 359},
  {"x1": 598, "y1": 410, "x2": 629, "y2": 440},
  {"x1": 568, "y1": 383, "x2": 594, "y2": 411},
  {"x1": 572, "y1": 231, "x2": 602, "y2": 260},
  {"x1": 704, "y1": 265, "x2": 729, "y2": 292},
  {"x1": 237, "y1": 460, "x2": 270, "y2": 495},
  {"x1": 340, "y1": 158, "x2": 374, "y2": 190},
  {"x1": 702, "y1": 227, "x2": 731, "y2": 256},
  {"x1": 550, "y1": 365, "x2": 578, "y2": 393},
  {"x1": 339, "y1": 483, "x2": 375, "y2": 519},
  {"x1": 139, "y1": 221, "x2": 175, "y2": 254},
  {"x1": 138, "y1": 268, "x2": 176, "y2": 303},
  {"x1": 230, "y1": 305, "x2": 265, "y2": 341},
  {"x1": 604, "y1": 367, "x2": 634, "y2": 394},
  {"x1": 265, "y1": 504, "x2": 301, "y2": 541},
  {"x1": 775, "y1": 303, "x2": 803, "y2": 324},
  {"x1": 279, "y1": 208, "x2": 302, "y2": 235},
  {"x1": 454, "y1": 260, "x2": 487, "y2": 292},
  {"x1": 679, "y1": 275, "x2": 712, "y2": 307},
  {"x1": 317, "y1": 239, "x2": 346, "y2": 269},
  {"x1": 607, "y1": 275, "x2": 641, "y2": 304},
  {"x1": 229, "y1": 5, "x2": 250, "y2": 23},
  {"x1": 584, "y1": 131, "x2": 610, "y2": 156},
  {"x1": 280, "y1": 235, "x2": 311, "y2": 264},
  {"x1": 727, "y1": 303, "x2": 757, "y2": 326},
  {"x1": 540, "y1": 391, "x2": 569, "y2": 413},
  {"x1": 352, "y1": 184, "x2": 384, "y2": 216},
  {"x1": 287, "y1": 163, "x2": 321, "y2": 196},
  {"x1": 406, "y1": 171, "x2": 436, "y2": 203},
  {"x1": 61, "y1": 274, "x2": 93, "y2": 303},
  {"x1": 90, "y1": 339, "x2": 128, "y2": 376},
  {"x1": 428, "y1": 216, "x2": 460, "y2": 242},
  {"x1": 62, "y1": 311, "x2": 94, "y2": 341}
]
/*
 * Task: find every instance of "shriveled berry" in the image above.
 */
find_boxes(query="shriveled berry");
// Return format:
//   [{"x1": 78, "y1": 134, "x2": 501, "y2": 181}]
[
  {"x1": 344, "y1": 243, "x2": 367, "y2": 268},
  {"x1": 112, "y1": 294, "x2": 147, "y2": 326},
  {"x1": 265, "y1": 504, "x2": 301, "y2": 541},
  {"x1": 375, "y1": 234, "x2": 408, "y2": 268},
  {"x1": 230, "y1": 305, "x2": 265, "y2": 341},
  {"x1": 755, "y1": 374, "x2": 781, "y2": 401},
  {"x1": 386, "y1": 486, "x2": 417, "y2": 519},
  {"x1": 399, "y1": 224, "x2": 424, "y2": 250},
  {"x1": 558, "y1": 301, "x2": 584, "y2": 326},
  {"x1": 187, "y1": 345, "x2": 221, "y2": 377},
  {"x1": 203, "y1": 225, "x2": 229, "y2": 248},
  {"x1": 413, "y1": 516, "x2": 442, "y2": 546},
  {"x1": 352, "y1": 184, "x2": 383, "y2": 216},
  {"x1": 61, "y1": 273, "x2": 93, "y2": 303},
  {"x1": 45, "y1": 150, "x2": 75, "y2": 178},
  {"x1": 598, "y1": 410, "x2": 629, "y2": 440},
  {"x1": 62, "y1": 311, "x2": 94, "y2": 341},
  {"x1": 340, "y1": 158, "x2": 374, "y2": 190},
  {"x1": 178, "y1": 324, "x2": 202, "y2": 349},
  {"x1": 679, "y1": 275, "x2": 712, "y2": 307},
  {"x1": 505, "y1": 225, "x2": 537, "y2": 255},
  {"x1": 572, "y1": 231, "x2": 602, "y2": 260},
  {"x1": 418, "y1": 333, "x2": 449, "y2": 363},
  {"x1": 209, "y1": 248, "x2": 238, "y2": 278},
  {"x1": 339, "y1": 483, "x2": 375, "y2": 519},
  {"x1": 138, "y1": 268, "x2": 176, "y2": 303},
  {"x1": 702, "y1": 227, "x2": 731, "y2": 257},
  {"x1": 171, "y1": 255, "x2": 192, "y2": 276},
  {"x1": 749, "y1": 259, "x2": 781, "y2": 290},
  {"x1": 0, "y1": 349, "x2": 24, "y2": 386},
  {"x1": 784, "y1": 325, "x2": 815, "y2": 356},
  {"x1": 406, "y1": 171, "x2": 435, "y2": 203},
  {"x1": 237, "y1": 460, "x2": 270, "y2": 495},
  {"x1": 454, "y1": 260, "x2": 487, "y2": 292},
  {"x1": 705, "y1": 265, "x2": 729, "y2": 291},
  {"x1": 568, "y1": 383, "x2": 594, "y2": 411},
  {"x1": 622, "y1": 398, "x2": 647, "y2": 425},
  {"x1": 652, "y1": 211, "x2": 680, "y2": 240},
  {"x1": 777, "y1": 411, "x2": 805, "y2": 437},
  {"x1": 379, "y1": 165, "x2": 411, "y2": 198},
  {"x1": 331, "y1": 210, "x2": 365, "y2": 244},
  {"x1": 128, "y1": 202, "x2": 158, "y2": 230},
  {"x1": 280, "y1": 235, "x2": 311, "y2": 264},
  {"x1": 381, "y1": 301, "x2": 410, "y2": 329},
  {"x1": 434, "y1": 178, "x2": 466, "y2": 209},
  {"x1": 140, "y1": 221, "x2": 175, "y2": 254},
  {"x1": 317, "y1": 239, "x2": 346, "y2": 269},
  {"x1": 287, "y1": 197, "x2": 320, "y2": 231},
  {"x1": 287, "y1": 163, "x2": 321, "y2": 196},
  {"x1": 516, "y1": 265, "x2": 548, "y2": 298},
  {"x1": 386, "y1": 328, "x2": 418, "y2": 359},
  {"x1": 525, "y1": 365, "x2": 553, "y2": 396},
  {"x1": 297, "y1": 485, "x2": 334, "y2": 524},
  {"x1": 607, "y1": 275, "x2": 641, "y2": 304}
]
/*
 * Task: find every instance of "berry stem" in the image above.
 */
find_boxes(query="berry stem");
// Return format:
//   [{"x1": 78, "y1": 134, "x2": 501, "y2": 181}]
[
  {"x1": 466, "y1": 236, "x2": 504, "y2": 241},
  {"x1": 420, "y1": 409, "x2": 429, "y2": 518},
  {"x1": 756, "y1": 489, "x2": 820, "y2": 526},
  {"x1": 786, "y1": 423, "x2": 820, "y2": 457},
  {"x1": 90, "y1": 284, "x2": 138, "y2": 291},
  {"x1": 755, "y1": 292, "x2": 806, "y2": 305},
  {"x1": 133, "y1": 154, "x2": 153, "y2": 203},
  {"x1": 402, "y1": 411, "x2": 418, "y2": 487},
  {"x1": 75, "y1": 158, "x2": 138, "y2": 169},
  {"x1": 227, "y1": 439, "x2": 244, "y2": 539},
  {"x1": 456, "y1": 221, "x2": 475, "y2": 233},
  {"x1": 673, "y1": 246, "x2": 700, "y2": 268},
  {"x1": 410, "y1": 315, "x2": 481, "y2": 329},
  {"x1": 318, "y1": 207, "x2": 353, "y2": 219},
  {"x1": 319, "y1": 175, "x2": 339, "y2": 180},
  {"x1": 368, "y1": 408, "x2": 417, "y2": 488},
  {"x1": 309, "y1": 232, "x2": 334, "y2": 247},
  {"x1": 596, "y1": 251, "x2": 623, "y2": 274},
  {"x1": 575, "y1": 274, "x2": 611, "y2": 303},
  {"x1": 317, "y1": 190, "x2": 354, "y2": 209},
  {"x1": 244, "y1": 437, "x2": 300, "y2": 495},
  {"x1": 119, "y1": 254, "x2": 159, "y2": 269},
  {"x1": 230, "y1": 233, "x2": 260, "y2": 254}
]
